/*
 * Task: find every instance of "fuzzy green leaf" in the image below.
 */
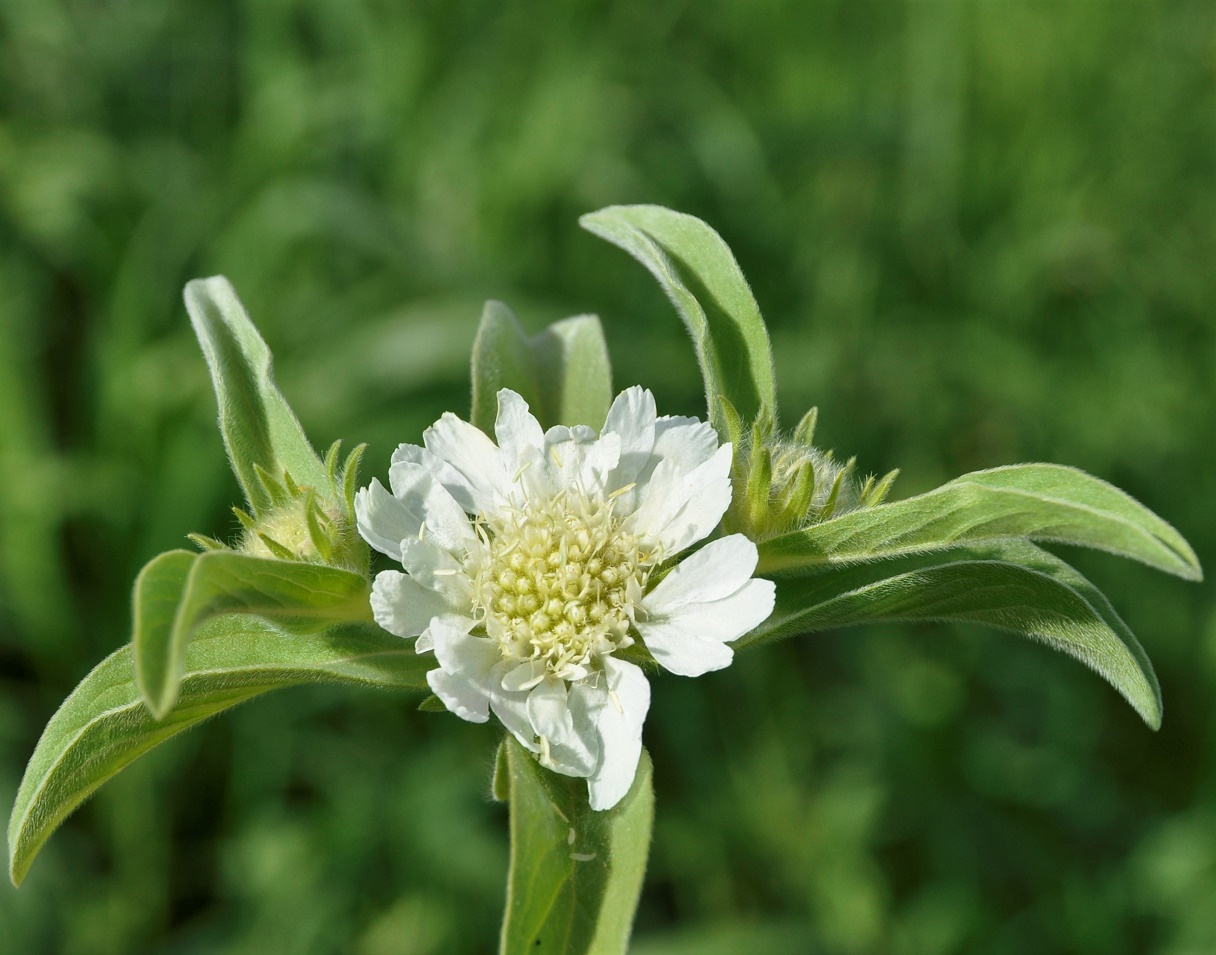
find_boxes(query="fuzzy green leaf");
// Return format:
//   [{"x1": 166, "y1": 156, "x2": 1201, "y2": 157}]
[
  {"x1": 499, "y1": 738, "x2": 653, "y2": 955},
  {"x1": 9, "y1": 618, "x2": 431, "y2": 887},
  {"x1": 742, "y1": 541, "x2": 1162, "y2": 728},
  {"x1": 759, "y1": 464, "x2": 1201, "y2": 581},
  {"x1": 580, "y1": 205, "x2": 776, "y2": 435},
  {"x1": 131, "y1": 549, "x2": 197, "y2": 716},
  {"x1": 471, "y1": 300, "x2": 612, "y2": 433},
  {"x1": 184, "y1": 277, "x2": 328, "y2": 513},
  {"x1": 135, "y1": 550, "x2": 373, "y2": 719}
]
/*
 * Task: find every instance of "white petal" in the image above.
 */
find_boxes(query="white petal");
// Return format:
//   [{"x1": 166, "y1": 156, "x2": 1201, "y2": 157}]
[
  {"x1": 391, "y1": 443, "x2": 479, "y2": 515},
  {"x1": 398, "y1": 537, "x2": 474, "y2": 605},
  {"x1": 370, "y1": 570, "x2": 458, "y2": 639},
  {"x1": 629, "y1": 443, "x2": 733, "y2": 556},
  {"x1": 637, "y1": 622, "x2": 734, "y2": 676},
  {"x1": 603, "y1": 387, "x2": 657, "y2": 489},
  {"x1": 501, "y1": 660, "x2": 547, "y2": 692},
  {"x1": 430, "y1": 619, "x2": 500, "y2": 673},
  {"x1": 639, "y1": 578, "x2": 776, "y2": 677},
  {"x1": 490, "y1": 686, "x2": 540, "y2": 754},
  {"x1": 427, "y1": 668, "x2": 492, "y2": 723},
  {"x1": 414, "y1": 613, "x2": 475, "y2": 654},
  {"x1": 354, "y1": 479, "x2": 413, "y2": 561},
  {"x1": 495, "y1": 390, "x2": 547, "y2": 484},
  {"x1": 544, "y1": 423, "x2": 598, "y2": 444},
  {"x1": 652, "y1": 416, "x2": 720, "y2": 473},
  {"x1": 642, "y1": 535, "x2": 759, "y2": 613},
  {"x1": 423, "y1": 412, "x2": 512, "y2": 517},
  {"x1": 423, "y1": 620, "x2": 504, "y2": 723},
  {"x1": 544, "y1": 428, "x2": 620, "y2": 496},
  {"x1": 527, "y1": 677, "x2": 598, "y2": 777},
  {"x1": 571, "y1": 658, "x2": 650, "y2": 811},
  {"x1": 382, "y1": 460, "x2": 476, "y2": 554},
  {"x1": 608, "y1": 414, "x2": 720, "y2": 516},
  {"x1": 581, "y1": 432, "x2": 621, "y2": 495}
]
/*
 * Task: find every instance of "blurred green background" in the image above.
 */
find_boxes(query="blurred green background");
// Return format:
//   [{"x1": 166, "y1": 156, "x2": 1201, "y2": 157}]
[{"x1": 2, "y1": 0, "x2": 1214, "y2": 951}]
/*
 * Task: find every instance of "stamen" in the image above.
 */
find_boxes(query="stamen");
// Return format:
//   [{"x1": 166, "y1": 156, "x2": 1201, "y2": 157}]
[
  {"x1": 472, "y1": 485, "x2": 645, "y2": 683},
  {"x1": 608, "y1": 482, "x2": 636, "y2": 500}
]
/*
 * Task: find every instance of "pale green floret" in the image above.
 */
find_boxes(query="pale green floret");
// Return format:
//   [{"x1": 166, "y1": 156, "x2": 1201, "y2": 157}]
[{"x1": 473, "y1": 489, "x2": 658, "y2": 679}]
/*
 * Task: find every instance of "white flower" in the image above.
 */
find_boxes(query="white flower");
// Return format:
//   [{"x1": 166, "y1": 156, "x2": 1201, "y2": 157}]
[{"x1": 356, "y1": 387, "x2": 775, "y2": 810}]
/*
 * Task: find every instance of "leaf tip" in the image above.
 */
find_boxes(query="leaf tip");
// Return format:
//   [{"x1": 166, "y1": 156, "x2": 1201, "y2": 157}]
[{"x1": 134, "y1": 671, "x2": 176, "y2": 722}]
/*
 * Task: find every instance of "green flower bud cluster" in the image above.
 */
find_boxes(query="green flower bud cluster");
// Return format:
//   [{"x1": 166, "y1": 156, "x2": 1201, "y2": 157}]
[
  {"x1": 189, "y1": 441, "x2": 368, "y2": 574},
  {"x1": 721, "y1": 401, "x2": 898, "y2": 542}
]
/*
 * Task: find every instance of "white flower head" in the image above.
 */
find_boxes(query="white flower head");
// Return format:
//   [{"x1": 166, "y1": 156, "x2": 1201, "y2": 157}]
[{"x1": 356, "y1": 387, "x2": 775, "y2": 810}]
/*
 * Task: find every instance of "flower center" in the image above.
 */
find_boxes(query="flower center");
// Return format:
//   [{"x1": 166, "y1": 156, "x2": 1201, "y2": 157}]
[{"x1": 474, "y1": 491, "x2": 649, "y2": 678}]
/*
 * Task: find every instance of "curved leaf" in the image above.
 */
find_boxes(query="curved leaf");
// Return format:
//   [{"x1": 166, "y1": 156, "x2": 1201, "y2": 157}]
[
  {"x1": 9, "y1": 617, "x2": 430, "y2": 887},
  {"x1": 135, "y1": 550, "x2": 373, "y2": 718},
  {"x1": 580, "y1": 205, "x2": 776, "y2": 435},
  {"x1": 742, "y1": 541, "x2": 1161, "y2": 728},
  {"x1": 131, "y1": 549, "x2": 196, "y2": 717},
  {"x1": 759, "y1": 463, "x2": 1201, "y2": 581},
  {"x1": 499, "y1": 738, "x2": 653, "y2": 954},
  {"x1": 471, "y1": 300, "x2": 612, "y2": 433},
  {"x1": 184, "y1": 276, "x2": 328, "y2": 513}
]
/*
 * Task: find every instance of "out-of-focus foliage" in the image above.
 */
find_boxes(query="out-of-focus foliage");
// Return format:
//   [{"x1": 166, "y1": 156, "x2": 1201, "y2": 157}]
[{"x1": 1, "y1": 0, "x2": 1213, "y2": 952}]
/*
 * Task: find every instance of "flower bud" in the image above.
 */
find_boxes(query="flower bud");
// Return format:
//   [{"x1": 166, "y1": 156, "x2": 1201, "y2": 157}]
[
  {"x1": 192, "y1": 442, "x2": 368, "y2": 573},
  {"x1": 723, "y1": 401, "x2": 898, "y2": 541}
]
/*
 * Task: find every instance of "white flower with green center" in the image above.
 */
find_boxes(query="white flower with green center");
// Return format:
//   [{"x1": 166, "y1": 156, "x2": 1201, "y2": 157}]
[{"x1": 356, "y1": 387, "x2": 775, "y2": 809}]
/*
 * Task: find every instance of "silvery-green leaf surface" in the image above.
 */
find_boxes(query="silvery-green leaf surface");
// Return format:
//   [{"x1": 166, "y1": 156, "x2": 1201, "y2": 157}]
[
  {"x1": 498, "y1": 738, "x2": 653, "y2": 955},
  {"x1": 9, "y1": 617, "x2": 430, "y2": 887},
  {"x1": 759, "y1": 464, "x2": 1201, "y2": 581},
  {"x1": 471, "y1": 300, "x2": 612, "y2": 432},
  {"x1": 580, "y1": 205, "x2": 776, "y2": 436},
  {"x1": 134, "y1": 549, "x2": 373, "y2": 718},
  {"x1": 184, "y1": 276, "x2": 329, "y2": 513}
]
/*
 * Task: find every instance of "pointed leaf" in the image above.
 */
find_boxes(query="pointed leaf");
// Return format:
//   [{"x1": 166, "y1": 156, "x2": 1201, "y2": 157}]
[
  {"x1": 759, "y1": 464, "x2": 1201, "y2": 581},
  {"x1": 184, "y1": 277, "x2": 328, "y2": 513},
  {"x1": 742, "y1": 542, "x2": 1161, "y2": 728},
  {"x1": 499, "y1": 738, "x2": 653, "y2": 954},
  {"x1": 580, "y1": 205, "x2": 776, "y2": 435},
  {"x1": 135, "y1": 550, "x2": 373, "y2": 719},
  {"x1": 471, "y1": 300, "x2": 612, "y2": 432},
  {"x1": 9, "y1": 618, "x2": 430, "y2": 886}
]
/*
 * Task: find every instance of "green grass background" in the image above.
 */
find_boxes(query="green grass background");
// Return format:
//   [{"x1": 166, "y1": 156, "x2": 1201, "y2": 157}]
[{"x1": 2, "y1": 1, "x2": 1214, "y2": 951}]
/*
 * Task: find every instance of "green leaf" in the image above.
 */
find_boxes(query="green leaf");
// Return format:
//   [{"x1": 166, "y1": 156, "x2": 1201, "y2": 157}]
[
  {"x1": 499, "y1": 738, "x2": 653, "y2": 955},
  {"x1": 759, "y1": 463, "x2": 1202, "y2": 581},
  {"x1": 471, "y1": 300, "x2": 612, "y2": 432},
  {"x1": 131, "y1": 549, "x2": 197, "y2": 717},
  {"x1": 135, "y1": 550, "x2": 373, "y2": 719},
  {"x1": 9, "y1": 618, "x2": 431, "y2": 887},
  {"x1": 184, "y1": 276, "x2": 328, "y2": 514},
  {"x1": 580, "y1": 205, "x2": 776, "y2": 435},
  {"x1": 741, "y1": 541, "x2": 1162, "y2": 728}
]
